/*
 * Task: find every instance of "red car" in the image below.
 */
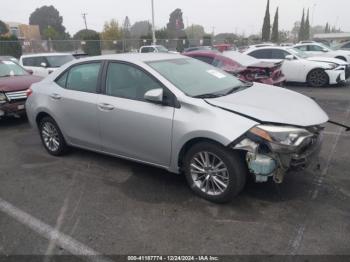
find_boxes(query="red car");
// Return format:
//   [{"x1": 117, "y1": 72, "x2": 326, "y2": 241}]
[
  {"x1": 183, "y1": 50, "x2": 285, "y2": 86},
  {"x1": 0, "y1": 59, "x2": 42, "y2": 118},
  {"x1": 213, "y1": 44, "x2": 236, "y2": 52}
]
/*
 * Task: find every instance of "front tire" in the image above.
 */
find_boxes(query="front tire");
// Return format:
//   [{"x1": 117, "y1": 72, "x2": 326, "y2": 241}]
[
  {"x1": 307, "y1": 69, "x2": 329, "y2": 87},
  {"x1": 39, "y1": 116, "x2": 68, "y2": 156},
  {"x1": 184, "y1": 142, "x2": 247, "y2": 203}
]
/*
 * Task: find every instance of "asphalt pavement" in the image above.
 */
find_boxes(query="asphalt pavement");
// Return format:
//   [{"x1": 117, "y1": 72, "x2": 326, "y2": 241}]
[{"x1": 0, "y1": 84, "x2": 349, "y2": 260}]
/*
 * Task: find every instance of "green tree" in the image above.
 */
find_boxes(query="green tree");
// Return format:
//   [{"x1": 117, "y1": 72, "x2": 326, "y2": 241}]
[
  {"x1": 271, "y1": 7, "x2": 279, "y2": 43},
  {"x1": 101, "y1": 19, "x2": 122, "y2": 50},
  {"x1": 167, "y1": 8, "x2": 185, "y2": 39},
  {"x1": 74, "y1": 29, "x2": 101, "y2": 56},
  {"x1": 0, "y1": 20, "x2": 9, "y2": 36},
  {"x1": 298, "y1": 9, "x2": 305, "y2": 41},
  {"x1": 305, "y1": 8, "x2": 310, "y2": 40},
  {"x1": 185, "y1": 24, "x2": 205, "y2": 40},
  {"x1": 29, "y1": 5, "x2": 66, "y2": 38},
  {"x1": 130, "y1": 21, "x2": 152, "y2": 39},
  {"x1": 325, "y1": 23, "x2": 330, "y2": 33},
  {"x1": 102, "y1": 19, "x2": 122, "y2": 40},
  {"x1": 261, "y1": 0, "x2": 271, "y2": 41}
]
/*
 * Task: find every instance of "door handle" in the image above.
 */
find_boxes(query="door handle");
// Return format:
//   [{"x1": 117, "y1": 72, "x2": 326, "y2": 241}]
[
  {"x1": 50, "y1": 93, "x2": 61, "y2": 100},
  {"x1": 98, "y1": 103, "x2": 115, "y2": 111}
]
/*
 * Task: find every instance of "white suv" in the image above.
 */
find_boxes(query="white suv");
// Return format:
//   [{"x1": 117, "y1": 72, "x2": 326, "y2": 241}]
[{"x1": 20, "y1": 53, "x2": 75, "y2": 77}]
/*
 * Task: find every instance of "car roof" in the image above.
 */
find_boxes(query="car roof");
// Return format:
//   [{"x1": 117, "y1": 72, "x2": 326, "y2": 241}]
[
  {"x1": 72, "y1": 53, "x2": 185, "y2": 64},
  {"x1": 21, "y1": 53, "x2": 73, "y2": 58}
]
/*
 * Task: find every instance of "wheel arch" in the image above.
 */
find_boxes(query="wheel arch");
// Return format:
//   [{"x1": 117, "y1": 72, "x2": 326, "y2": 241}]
[
  {"x1": 306, "y1": 67, "x2": 330, "y2": 86},
  {"x1": 335, "y1": 56, "x2": 347, "y2": 61}
]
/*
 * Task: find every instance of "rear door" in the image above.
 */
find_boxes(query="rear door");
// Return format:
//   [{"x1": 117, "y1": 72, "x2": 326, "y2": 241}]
[
  {"x1": 97, "y1": 61, "x2": 175, "y2": 167},
  {"x1": 51, "y1": 61, "x2": 102, "y2": 150}
]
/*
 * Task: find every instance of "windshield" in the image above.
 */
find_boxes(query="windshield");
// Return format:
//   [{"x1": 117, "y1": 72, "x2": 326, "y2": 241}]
[
  {"x1": 287, "y1": 48, "x2": 309, "y2": 59},
  {"x1": 222, "y1": 51, "x2": 259, "y2": 66},
  {"x1": 318, "y1": 43, "x2": 335, "y2": 51},
  {"x1": 46, "y1": 55, "x2": 75, "y2": 68},
  {"x1": 0, "y1": 60, "x2": 28, "y2": 77},
  {"x1": 147, "y1": 58, "x2": 244, "y2": 97},
  {"x1": 156, "y1": 46, "x2": 169, "y2": 52}
]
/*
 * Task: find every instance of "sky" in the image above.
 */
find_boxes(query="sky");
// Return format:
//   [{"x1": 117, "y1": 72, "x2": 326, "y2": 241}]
[{"x1": 1, "y1": 0, "x2": 349, "y2": 36}]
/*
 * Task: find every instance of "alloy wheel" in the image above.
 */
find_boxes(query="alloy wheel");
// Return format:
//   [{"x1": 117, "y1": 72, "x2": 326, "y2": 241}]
[
  {"x1": 41, "y1": 122, "x2": 60, "y2": 152},
  {"x1": 190, "y1": 151, "x2": 229, "y2": 196}
]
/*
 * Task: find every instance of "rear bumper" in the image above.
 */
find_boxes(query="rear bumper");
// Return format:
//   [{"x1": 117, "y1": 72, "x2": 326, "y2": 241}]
[{"x1": 258, "y1": 76, "x2": 286, "y2": 86}]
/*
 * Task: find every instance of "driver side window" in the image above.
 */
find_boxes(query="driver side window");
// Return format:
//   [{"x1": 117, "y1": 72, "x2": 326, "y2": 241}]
[
  {"x1": 106, "y1": 62, "x2": 164, "y2": 101},
  {"x1": 309, "y1": 45, "x2": 324, "y2": 51}
]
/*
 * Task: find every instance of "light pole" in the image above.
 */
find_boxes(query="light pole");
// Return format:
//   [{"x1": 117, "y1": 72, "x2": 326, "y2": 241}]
[
  {"x1": 151, "y1": 0, "x2": 156, "y2": 45},
  {"x1": 311, "y1": 4, "x2": 317, "y2": 27}
]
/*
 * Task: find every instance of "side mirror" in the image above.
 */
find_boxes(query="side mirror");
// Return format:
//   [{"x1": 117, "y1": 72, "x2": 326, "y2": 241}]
[
  {"x1": 26, "y1": 69, "x2": 34, "y2": 75},
  {"x1": 144, "y1": 88, "x2": 163, "y2": 104},
  {"x1": 322, "y1": 48, "x2": 329, "y2": 52},
  {"x1": 40, "y1": 62, "x2": 47, "y2": 68},
  {"x1": 285, "y1": 55, "x2": 294, "y2": 61}
]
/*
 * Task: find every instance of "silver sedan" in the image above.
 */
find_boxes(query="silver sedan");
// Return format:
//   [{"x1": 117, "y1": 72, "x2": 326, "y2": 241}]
[{"x1": 26, "y1": 53, "x2": 328, "y2": 203}]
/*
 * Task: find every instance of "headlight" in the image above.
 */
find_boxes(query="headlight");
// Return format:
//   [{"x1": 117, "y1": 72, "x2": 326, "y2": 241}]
[
  {"x1": 248, "y1": 125, "x2": 313, "y2": 152},
  {"x1": 327, "y1": 63, "x2": 338, "y2": 70},
  {"x1": 0, "y1": 93, "x2": 7, "y2": 104}
]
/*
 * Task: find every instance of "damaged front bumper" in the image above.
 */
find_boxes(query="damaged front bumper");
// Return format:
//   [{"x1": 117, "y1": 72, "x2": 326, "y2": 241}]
[{"x1": 232, "y1": 126, "x2": 323, "y2": 183}]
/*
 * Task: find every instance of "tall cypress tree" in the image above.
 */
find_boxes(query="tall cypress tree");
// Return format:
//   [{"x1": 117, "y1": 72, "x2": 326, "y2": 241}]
[
  {"x1": 262, "y1": 0, "x2": 271, "y2": 41},
  {"x1": 305, "y1": 8, "x2": 310, "y2": 40},
  {"x1": 325, "y1": 22, "x2": 330, "y2": 33},
  {"x1": 298, "y1": 9, "x2": 305, "y2": 41},
  {"x1": 271, "y1": 7, "x2": 279, "y2": 43}
]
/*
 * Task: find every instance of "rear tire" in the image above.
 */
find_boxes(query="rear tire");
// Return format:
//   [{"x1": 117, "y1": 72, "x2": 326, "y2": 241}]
[
  {"x1": 184, "y1": 142, "x2": 247, "y2": 203},
  {"x1": 307, "y1": 69, "x2": 329, "y2": 87},
  {"x1": 38, "y1": 116, "x2": 68, "y2": 156}
]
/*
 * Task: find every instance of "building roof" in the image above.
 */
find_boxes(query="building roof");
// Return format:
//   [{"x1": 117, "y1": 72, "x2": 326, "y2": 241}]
[{"x1": 313, "y1": 33, "x2": 350, "y2": 40}]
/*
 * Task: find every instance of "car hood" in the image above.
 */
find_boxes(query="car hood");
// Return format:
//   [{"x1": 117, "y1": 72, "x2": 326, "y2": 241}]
[
  {"x1": 205, "y1": 83, "x2": 329, "y2": 127},
  {"x1": 247, "y1": 61, "x2": 281, "y2": 69},
  {"x1": 307, "y1": 56, "x2": 348, "y2": 65},
  {"x1": 0, "y1": 75, "x2": 43, "y2": 92}
]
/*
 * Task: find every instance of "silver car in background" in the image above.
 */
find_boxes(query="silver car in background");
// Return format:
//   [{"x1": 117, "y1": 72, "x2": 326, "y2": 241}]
[{"x1": 26, "y1": 54, "x2": 328, "y2": 203}]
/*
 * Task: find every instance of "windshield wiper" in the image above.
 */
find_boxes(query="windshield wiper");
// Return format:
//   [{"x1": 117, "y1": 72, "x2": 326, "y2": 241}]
[
  {"x1": 193, "y1": 93, "x2": 225, "y2": 99},
  {"x1": 223, "y1": 82, "x2": 253, "y2": 96}
]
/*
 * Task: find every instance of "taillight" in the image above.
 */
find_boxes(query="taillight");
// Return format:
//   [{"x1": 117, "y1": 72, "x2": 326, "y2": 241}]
[{"x1": 26, "y1": 88, "x2": 33, "y2": 97}]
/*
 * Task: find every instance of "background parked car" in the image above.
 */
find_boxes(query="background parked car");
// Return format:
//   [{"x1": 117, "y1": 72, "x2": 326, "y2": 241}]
[
  {"x1": 0, "y1": 58, "x2": 42, "y2": 118},
  {"x1": 213, "y1": 44, "x2": 236, "y2": 52},
  {"x1": 140, "y1": 45, "x2": 169, "y2": 53},
  {"x1": 0, "y1": 56, "x2": 19, "y2": 64},
  {"x1": 184, "y1": 50, "x2": 285, "y2": 86},
  {"x1": 20, "y1": 53, "x2": 75, "y2": 77},
  {"x1": 294, "y1": 42, "x2": 350, "y2": 62},
  {"x1": 184, "y1": 46, "x2": 215, "y2": 53},
  {"x1": 245, "y1": 46, "x2": 350, "y2": 87},
  {"x1": 335, "y1": 41, "x2": 350, "y2": 51}
]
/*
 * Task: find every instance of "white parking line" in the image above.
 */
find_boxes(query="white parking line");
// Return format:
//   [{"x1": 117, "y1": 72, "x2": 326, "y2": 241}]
[
  {"x1": 0, "y1": 198, "x2": 113, "y2": 262},
  {"x1": 289, "y1": 107, "x2": 350, "y2": 254}
]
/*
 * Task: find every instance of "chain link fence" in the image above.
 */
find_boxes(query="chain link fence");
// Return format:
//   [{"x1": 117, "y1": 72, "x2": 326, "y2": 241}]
[{"x1": 0, "y1": 38, "x2": 215, "y2": 57}]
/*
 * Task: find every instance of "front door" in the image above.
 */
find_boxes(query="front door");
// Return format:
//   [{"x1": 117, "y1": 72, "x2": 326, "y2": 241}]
[{"x1": 97, "y1": 62, "x2": 174, "y2": 167}]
